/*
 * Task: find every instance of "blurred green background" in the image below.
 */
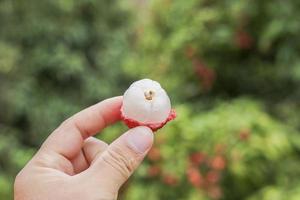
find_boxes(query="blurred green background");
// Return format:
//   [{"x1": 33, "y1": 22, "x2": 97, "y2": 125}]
[{"x1": 1, "y1": 0, "x2": 300, "y2": 199}]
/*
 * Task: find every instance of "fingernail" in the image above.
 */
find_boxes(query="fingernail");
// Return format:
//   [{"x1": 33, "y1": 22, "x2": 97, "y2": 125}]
[{"x1": 127, "y1": 126, "x2": 153, "y2": 153}]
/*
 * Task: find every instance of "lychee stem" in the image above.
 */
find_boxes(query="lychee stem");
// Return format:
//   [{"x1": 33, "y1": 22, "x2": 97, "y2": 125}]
[{"x1": 144, "y1": 90, "x2": 155, "y2": 100}]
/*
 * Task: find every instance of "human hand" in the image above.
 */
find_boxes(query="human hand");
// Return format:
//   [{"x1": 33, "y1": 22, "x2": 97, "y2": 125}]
[{"x1": 14, "y1": 97, "x2": 154, "y2": 200}]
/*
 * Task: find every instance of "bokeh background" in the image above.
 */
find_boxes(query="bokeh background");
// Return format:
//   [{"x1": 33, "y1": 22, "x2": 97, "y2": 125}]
[{"x1": 1, "y1": 0, "x2": 300, "y2": 199}]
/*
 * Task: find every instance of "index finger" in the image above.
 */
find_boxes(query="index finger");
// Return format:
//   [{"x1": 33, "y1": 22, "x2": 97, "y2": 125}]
[{"x1": 41, "y1": 96, "x2": 123, "y2": 159}]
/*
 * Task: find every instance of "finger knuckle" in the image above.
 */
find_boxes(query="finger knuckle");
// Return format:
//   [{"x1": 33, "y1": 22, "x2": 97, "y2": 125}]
[
  {"x1": 58, "y1": 117, "x2": 73, "y2": 130},
  {"x1": 102, "y1": 147, "x2": 136, "y2": 179}
]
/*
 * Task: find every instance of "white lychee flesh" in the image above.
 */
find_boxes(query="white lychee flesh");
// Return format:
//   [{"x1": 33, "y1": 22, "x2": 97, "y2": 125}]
[{"x1": 121, "y1": 79, "x2": 171, "y2": 124}]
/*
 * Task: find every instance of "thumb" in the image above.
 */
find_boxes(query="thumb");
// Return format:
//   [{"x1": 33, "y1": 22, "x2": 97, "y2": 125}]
[{"x1": 85, "y1": 126, "x2": 153, "y2": 197}]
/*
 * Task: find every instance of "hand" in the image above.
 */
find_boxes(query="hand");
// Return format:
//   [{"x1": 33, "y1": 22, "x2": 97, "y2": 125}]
[{"x1": 14, "y1": 97, "x2": 154, "y2": 200}]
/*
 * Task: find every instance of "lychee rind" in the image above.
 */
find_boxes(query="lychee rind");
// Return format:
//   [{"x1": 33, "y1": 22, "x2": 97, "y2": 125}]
[{"x1": 121, "y1": 109, "x2": 176, "y2": 131}]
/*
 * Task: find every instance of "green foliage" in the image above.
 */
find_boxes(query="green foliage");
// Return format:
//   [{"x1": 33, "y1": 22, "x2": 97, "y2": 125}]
[
  {"x1": 0, "y1": 0, "x2": 130, "y2": 146},
  {"x1": 0, "y1": 0, "x2": 300, "y2": 199},
  {"x1": 124, "y1": 0, "x2": 300, "y2": 102},
  {"x1": 124, "y1": 98, "x2": 300, "y2": 200},
  {"x1": 0, "y1": 0, "x2": 131, "y2": 199}
]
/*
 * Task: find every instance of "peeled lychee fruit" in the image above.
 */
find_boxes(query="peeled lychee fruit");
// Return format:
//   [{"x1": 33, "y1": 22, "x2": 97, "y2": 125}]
[{"x1": 121, "y1": 79, "x2": 176, "y2": 131}]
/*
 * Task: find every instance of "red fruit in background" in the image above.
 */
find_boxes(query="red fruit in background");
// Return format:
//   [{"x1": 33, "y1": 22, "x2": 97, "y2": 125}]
[
  {"x1": 187, "y1": 166, "x2": 203, "y2": 188},
  {"x1": 189, "y1": 152, "x2": 206, "y2": 166},
  {"x1": 214, "y1": 144, "x2": 226, "y2": 154},
  {"x1": 148, "y1": 147, "x2": 161, "y2": 161},
  {"x1": 148, "y1": 165, "x2": 161, "y2": 177},
  {"x1": 235, "y1": 30, "x2": 253, "y2": 50},
  {"x1": 207, "y1": 186, "x2": 222, "y2": 200},
  {"x1": 211, "y1": 156, "x2": 226, "y2": 170},
  {"x1": 206, "y1": 171, "x2": 220, "y2": 184},
  {"x1": 185, "y1": 45, "x2": 196, "y2": 59},
  {"x1": 163, "y1": 174, "x2": 178, "y2": 186},
  {"x1": 239, "y1": 128, "x2": 251, "y2": 141},
  {"x1": 193, "y1": 59, "x2": 216, "y2": 91}
]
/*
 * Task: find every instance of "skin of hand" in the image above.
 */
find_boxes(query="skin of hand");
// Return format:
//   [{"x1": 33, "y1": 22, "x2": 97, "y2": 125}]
[{"x1": 14, "y1": 96, "x2": 154, "y2": 200}]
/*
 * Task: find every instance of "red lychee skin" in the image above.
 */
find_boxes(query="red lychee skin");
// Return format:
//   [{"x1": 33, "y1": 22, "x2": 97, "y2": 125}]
[{"x1": 121, "y1": 109, "x2": 176, "y2": 131}]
